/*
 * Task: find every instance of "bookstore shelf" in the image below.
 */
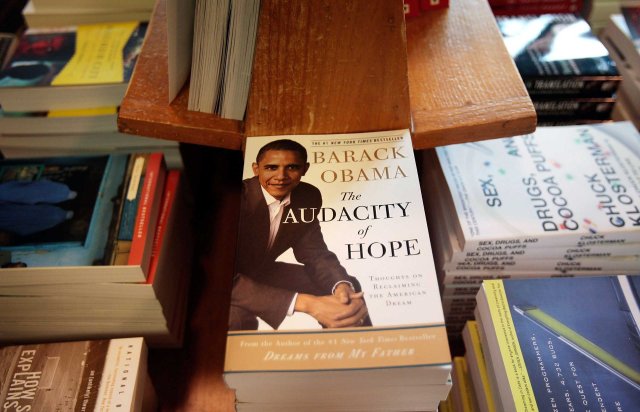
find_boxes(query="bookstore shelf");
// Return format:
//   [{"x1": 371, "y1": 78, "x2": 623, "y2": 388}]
[{"x1": 117, "y1": 0, "x2": 536, "y2": 149}]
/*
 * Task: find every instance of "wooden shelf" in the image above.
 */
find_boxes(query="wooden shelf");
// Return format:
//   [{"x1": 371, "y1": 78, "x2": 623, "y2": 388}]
[
  {"x1": 118, "y1": 0, "x2": 536, "y2": 149},
  {"x1": 406, "y1": 0, "x2": 536, "y2": 148}
]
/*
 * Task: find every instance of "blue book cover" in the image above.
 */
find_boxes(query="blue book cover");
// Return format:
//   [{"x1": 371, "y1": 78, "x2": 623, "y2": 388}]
[
  {"x1": 478, "y1": 275, "x2": 640, "y2": 410},
  {"x1": 1, "y1": 154, "x2": 128, "y2": 268}
]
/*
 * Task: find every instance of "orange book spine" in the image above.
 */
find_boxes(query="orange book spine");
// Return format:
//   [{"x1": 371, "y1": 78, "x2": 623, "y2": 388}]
[{"x1": 146, "y1": 169, "x2": 180, "y2": 284}]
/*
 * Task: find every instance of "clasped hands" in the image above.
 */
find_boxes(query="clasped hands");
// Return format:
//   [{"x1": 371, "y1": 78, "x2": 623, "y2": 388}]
[{"x1": 295, "y1": 283, "x2": 368, "y2": 328}]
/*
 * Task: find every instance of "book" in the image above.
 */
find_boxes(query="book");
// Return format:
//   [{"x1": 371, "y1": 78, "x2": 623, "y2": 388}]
[
  {"x1": 431, "y1": 121, "x2": 640, "y2": 252},
  {"x1": 0, "y1": 337, "x2": 156, "y2": 411},
  {"x1": 0, "y1": 170, "x2": 193, "y2": 347},
  {"x1": 0, "y1": 136, "x2": 182, "y2": 170},
  {"x1": 497, "y1": 14, "x2": 621, "y2": 98},
  {"x1": 22, "y1": 1, "x2": 153, "y2": 28},
  {"x1": 223, "y1": 130, "x2": 451, "y2": 411},
  {"x1": 185, "y1": 0, "x2": 260, "y2": 120},
  {"x1": 475, "y1": 276, "x2": 640, "y2": 410},
  {"x1": 451, "y1": 356, "x2": 481, "y2": 412},
  {"x1": 532, "y1": 97, "x2": 616, "y2": 120},
  {"x1": 0, "y1": 21, "x2": 147, "y2": 112},
  {"x1": 0, "y1": 32, "x2": 17, "y2": 69},
  {"x1": 166, "y1": 0, "x2": 195, "y2": 102},
  {"x1": 0, "y1": 106, "x2": 118, "y2": 135},
  {"x1": 404, "y1": 0, "x2": 422, "y2": 17},
  {"x1": 462, "y1": 320, "x2": 498, "y2": 412},
  {"x1": 126, "y1": 153, "x2": 166, "y2": 276}
]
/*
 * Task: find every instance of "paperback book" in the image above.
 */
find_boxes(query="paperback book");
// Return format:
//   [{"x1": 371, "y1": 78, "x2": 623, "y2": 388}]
[
  {"x1": 0, "y1": 337, "x2": 155, "y2": 411},
  {"x1": 475, "y1": 276, "x2": 640, "y2": 410},
  {"x1": 181, "y1": 0, "x2": 260, "y2": 120},
  {"x1": 0, "y1": 106, "x2": 118, "y2": 135},
  {"x1": 224, "y1": 130, "x2": 451, "y2": 411},
  {"x1": 462, "y1": 320, "x2": 498, "y2": 412},
  {"x1": 497, "y1": 14, "x2": 621, "y2": 98},
  {"x1": 432, "y1": 121, "x2": 640, "y2": 251},
  {"x1": 0, "y1": 21, "x2": 147, "y2": 112}
]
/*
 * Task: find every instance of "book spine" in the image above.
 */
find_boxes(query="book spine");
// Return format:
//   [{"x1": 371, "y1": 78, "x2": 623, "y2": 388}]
[
  {"x1": 523, "y1": 77, "x2": 621, "y2": 98},
  {"x1": 127, "y1": 153, "x2": 166, "y2": 275},
  {"x1": 146, "y1": 169, "x2": 180, "y2": 285},
  {"x1": 443, "y1": 254, "x2": 640, "y2": 272},
  {"x1": 532, "y1": 98, "x2": 615, "y2": 119},
  {"x1": 441, "y1": 272, "x2": 570, "y2": 286}
]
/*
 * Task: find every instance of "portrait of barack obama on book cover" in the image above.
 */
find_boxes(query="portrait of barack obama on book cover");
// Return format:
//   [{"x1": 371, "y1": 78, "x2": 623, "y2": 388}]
[{"x1": 229, "y1": 139, "x2": 371, "y2": 331}]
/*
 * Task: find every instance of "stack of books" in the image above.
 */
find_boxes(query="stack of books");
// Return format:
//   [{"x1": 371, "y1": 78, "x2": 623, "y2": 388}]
[
  {"x1": 0, "y1": 337, "x2": 157, "y2": 411},
  {"x1": 0, "y1": 152, "x2": 192, "y2": 347},
  {"x1": 223, "y1": 130, "x2": 452, "y2": 411},
  {"x1": 421, "y1": 121, "x2": 640, "y2": 338},
  {"x1": 601, "y1": 7, "x2": 640, "y2": 130},
  {"x1": 0, "y1": 20, "x2": 180, "y2": 165},
  {"x1": 497, "y1": 13, "x2": 621, "y2": 125},
  {"x1": 471, "y1": 275, "x2": 640, "y2": 410}
]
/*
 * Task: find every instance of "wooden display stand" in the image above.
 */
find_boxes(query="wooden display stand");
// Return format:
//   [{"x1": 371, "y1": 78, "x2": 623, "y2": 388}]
[
  {"x1": 118, "y1": 0, "x2": 536, "y2": 149},
  {"x1": 118, "y1": 1, "x2": 536, "y2": 410}
]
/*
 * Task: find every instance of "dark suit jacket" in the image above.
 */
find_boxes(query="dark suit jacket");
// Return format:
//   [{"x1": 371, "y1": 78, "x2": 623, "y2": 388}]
[{"x1": 230, "y1": 176, "x2": 354, "y2": 330}]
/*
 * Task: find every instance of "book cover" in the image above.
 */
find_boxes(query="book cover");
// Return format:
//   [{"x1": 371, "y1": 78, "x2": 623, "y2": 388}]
[
  {"x1": 404, "y1": 0, "x2": 422, "y2": 17},
  {"x1": 0, "y1": 337, "x2": 148, "y2": 411},
  {"x1": 434, "y1": 121, "x2": 640, "y2": 251},
  {"x1": 0, "y1": 21, "x2": 147, "y2": 112},
  {"x1": 476, "y1": 276, "x2": 640, "y2": 410},
  {"x1": 497, "y1": 14, "x2": 621, "y2": 97},
  {"x1": 0, "y1": 155, "x2": 110, "y2": 250},
  {"x1": 224, "y1": 130, "x2": 450, "y2": 408}
]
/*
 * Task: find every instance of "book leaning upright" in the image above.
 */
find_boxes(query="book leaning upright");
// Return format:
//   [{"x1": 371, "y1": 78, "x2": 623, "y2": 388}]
[{"x1": 223, "y1": 130, "x2": 451, "y2": 411}]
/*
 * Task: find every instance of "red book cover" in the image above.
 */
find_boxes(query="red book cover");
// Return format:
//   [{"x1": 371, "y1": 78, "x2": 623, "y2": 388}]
[
  {"x1": 404, "y1": 0, "x2": 422, "y2": 17},
  {"x1": 127, "y1": 152, "x2": 166, "y2": 276},
  {"x1": 146, "y1": 169, "x2": 180, "y2": 285},
  {"x1": 420, "y1": 0, "x2": 449, "y2": 10}
]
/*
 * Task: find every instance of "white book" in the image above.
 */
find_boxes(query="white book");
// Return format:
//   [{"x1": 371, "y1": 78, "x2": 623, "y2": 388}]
[{"x1": 435, "y1": 121, "x2": 640, "y2": 250}]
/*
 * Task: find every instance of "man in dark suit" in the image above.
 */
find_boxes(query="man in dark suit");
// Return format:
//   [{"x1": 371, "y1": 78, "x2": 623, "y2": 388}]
[{"x1": 229, "y1": 139, "x2": 369, "y2": 331}]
